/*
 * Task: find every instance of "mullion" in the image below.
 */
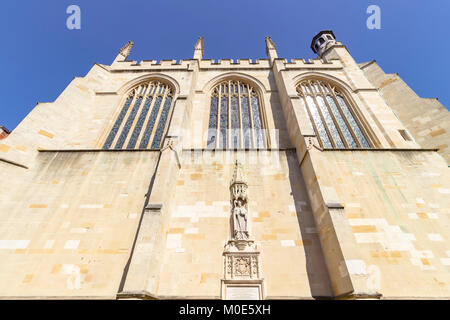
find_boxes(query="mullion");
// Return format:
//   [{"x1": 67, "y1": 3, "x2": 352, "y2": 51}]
[
  {"x1": 316, "y1": 81, "x2": 347, "y2": 148},
  {"x1": 114, "y1": 94, "x2": 143, "y2": 149},
  {"x1": 308, "y1": 82, "x2": 335, "y2": 148}
]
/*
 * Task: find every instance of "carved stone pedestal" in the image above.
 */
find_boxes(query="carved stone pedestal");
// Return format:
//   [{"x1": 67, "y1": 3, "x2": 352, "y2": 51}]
[{"x1": 221, "y1": 240, "x2": 264, "y2": 300}]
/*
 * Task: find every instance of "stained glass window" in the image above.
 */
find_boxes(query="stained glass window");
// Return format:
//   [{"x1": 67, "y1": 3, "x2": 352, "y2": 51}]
[
  {"x1": 102, "y1": 80, "x2": 174, "y2": 150},
  {"x1": 102, "y1": 95, "x2": 134, "y2": 150},
  {"x1": 206, "y1": 80, "x2": 266, "y2": 149},
  {"x1": 297, "y1": 80, "x2": 371, "y2": 149},
  {"x1": 219, "y1": 96, "x2": 228, "y2": 149},
  {"x1": 207, "y1": 95, "x2": 218, "y2": 149}
]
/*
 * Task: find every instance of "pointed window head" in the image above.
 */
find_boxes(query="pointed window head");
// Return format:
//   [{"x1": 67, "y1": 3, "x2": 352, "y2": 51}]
[
  {"x1": 102, "y1": 79, "x2": 175, "y2": 150},
  {"x1": 297, "y1": 79, "x2": 371, "y2": 149},
  {"x1": 206, "y1": 79, "x2": 267, "y2": 150}
]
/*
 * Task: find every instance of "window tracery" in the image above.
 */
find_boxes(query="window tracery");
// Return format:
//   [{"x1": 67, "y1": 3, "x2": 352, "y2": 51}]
[
  {"x1": 102, "y1": 80, "x2": 174, "y2": 150},
  {"x1": 207, "y1": 80, "x2": 266, "y2": 149},
  {"x1": 297, "y1": 79, "x2": 371, "y2": 149}
]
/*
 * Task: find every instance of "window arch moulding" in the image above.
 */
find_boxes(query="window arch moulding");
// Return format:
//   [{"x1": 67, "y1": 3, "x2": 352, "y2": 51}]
[
  {"x1": 101, "y1": 79, "x2": 176, "y2": 150},
  {"x1": 296, "y1": 78, "x2": 375, "y2": 149},
  {"x1": 206, "y1": 78, "x2": 270, "y2": 149}
]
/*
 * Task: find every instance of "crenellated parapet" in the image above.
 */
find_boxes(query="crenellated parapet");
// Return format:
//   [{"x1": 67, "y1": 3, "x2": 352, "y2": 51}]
[
  {"x1": 106, "y1": 36, "x2": 347, "y2": 73},
  {"x1": 109, "y1": 59, "x2": 193, "y2": 71},
  {"x1": 108, "y1": 57, "x2": 342, "y2": 72},
  {"x1": 283, "y1": 58, "x2": 342, "y2": 69},
  {"x1": 199, "y1": 58, "x2": 271, "y2": 69}
]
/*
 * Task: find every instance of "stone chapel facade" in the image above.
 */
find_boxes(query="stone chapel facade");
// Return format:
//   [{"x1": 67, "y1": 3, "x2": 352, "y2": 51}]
[{"x1": 0, "y1": 31, "x2": 449, "y2": 299}]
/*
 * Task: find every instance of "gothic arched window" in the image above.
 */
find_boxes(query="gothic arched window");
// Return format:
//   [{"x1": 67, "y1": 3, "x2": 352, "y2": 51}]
[
  {"x1": 102, "y1": 80, "x2": 174, "y2": 150},
  {"x1": 297, "y1": 79, "x2": 371, "y2": 149},
  {"x1": 207, "y1": 80, "x2": 266, "y2": 149}
]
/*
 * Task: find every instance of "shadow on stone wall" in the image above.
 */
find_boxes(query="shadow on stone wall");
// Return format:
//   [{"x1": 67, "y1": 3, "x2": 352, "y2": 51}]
[
  {"x1": 286, "y1": 150, "x2": 334, "y2": 298},
  {"x1": 267, "y1": 87, "x2": 291, "y2": 148}
]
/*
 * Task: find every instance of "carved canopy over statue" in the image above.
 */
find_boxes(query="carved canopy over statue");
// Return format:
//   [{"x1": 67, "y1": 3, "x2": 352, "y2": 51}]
[{"x1": 230, "y1": 161, "x2": 249, "y2": 240}]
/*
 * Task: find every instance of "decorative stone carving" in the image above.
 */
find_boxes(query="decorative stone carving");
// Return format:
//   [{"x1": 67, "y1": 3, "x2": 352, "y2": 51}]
[
  {"x1": 161, "y1": 136, "x2": 177, "y2": 151},
  {"x1": 230, "y1": 160, "x2": 249, "y2": 240},
  {"x1": 223, "y1": 250, "x2": 261, "y2": 280},
  {"x1": 222, "y1": 161, "x2": 263, "y2": 299},
  {"x1": 232, "y1": 199, "x2": 248, "y2": 240}
]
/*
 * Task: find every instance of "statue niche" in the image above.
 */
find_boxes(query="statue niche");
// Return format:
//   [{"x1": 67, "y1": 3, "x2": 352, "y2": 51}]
[
  {"x1": 230, "y1": 161, "x2": 249, "y2": 240},
  {"x1": 222, "y1": 161, "x2": 263, "y2": 300},
  {"x1": 232, "y1": 196, "x2": 248, "y2": 240}
]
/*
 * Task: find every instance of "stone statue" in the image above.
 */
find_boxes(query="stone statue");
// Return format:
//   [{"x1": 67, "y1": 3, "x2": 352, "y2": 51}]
[
  {"x1": 223, "y1": 160, "x2": 263, "y2": 293},
  {"x1": 233, "y1": 198, "x2": 248, "y2": 240},
  {"x1": 230, "y1": 161, "x2": 249, "y2": 240}
]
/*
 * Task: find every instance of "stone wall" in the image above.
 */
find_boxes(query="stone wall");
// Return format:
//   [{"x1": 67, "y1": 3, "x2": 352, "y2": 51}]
[
  {"x1": 360, "y1": 61, "x2": 450, "y2": 163},
  {"x1": 0, "y1": 151, "x2": 158, "y2": 298},
  {"x1": 0, "y1": 34, "x2": 449, "y2": 299},
  {"x1": 156, "y1": 150, "x2": 332, "y2": 299},
  {"x1": 308, "y1": 149, "x2": 450, "y2": 298}
]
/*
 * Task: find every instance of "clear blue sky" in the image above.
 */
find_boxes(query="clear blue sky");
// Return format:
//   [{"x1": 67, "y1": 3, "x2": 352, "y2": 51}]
[{"x1": 1, "y1": 0, "x2": 449, "y2": 130}]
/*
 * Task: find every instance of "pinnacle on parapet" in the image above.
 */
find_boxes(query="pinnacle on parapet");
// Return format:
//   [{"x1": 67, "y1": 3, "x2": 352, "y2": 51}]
[
  {"x1": 119, "y1": 41, "x2": 134, "y2": 58},
  {"x1": 193, "y1": 36, "x2": 204, "y2": 59},
  {"x1": 265, "y1": 36, "x2": 276, "y2": 50},
  {"x1": 265, "y1": 36, "x2": 278, "y2": 61},
  {"x1": 113, "y1": 40, "x2": 134, "y2": 64}
]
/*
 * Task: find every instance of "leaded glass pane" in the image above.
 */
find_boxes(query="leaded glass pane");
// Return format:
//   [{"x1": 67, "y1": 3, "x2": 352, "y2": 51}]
[
  {"x1": 305, "y1": 85, "x2": 312, "y2": 94},
  {"x1": 336, "y1": 96, "x2": 370, "y2": 148},
  {"x1": 316, "y1": 96, "x2": 345, "y2": 148},
  {"x1": 241, "y1": 96, "x2": 252, "y2": 148},
  {"x1": 314, "y1": 84, "x2": 320, "y2": 93},
  {"x1": 127, "y1": 96, "x2": 153, "y2": 149},
  {"x1": 297, "y1": 80, "x2": 372, "y2": 149},
  {"x1": 114, "y1": 96, "x2": 143, "y2": 149},
  {"x1": 139, "y1": 96, "x2": 162, "y2": 149},
  {"x1": 326, "y1": 96, "x2": 357, "y2": 148},
  {"x1": 305, "y1": 96, "x2": 332, "y2": 148},
  {"x1": 230, "y1": 96, "x2": 240, "y2": 129},
  {"x1": 230, "y1": 96, "x2": 240, "y2": 148},
  {"x1": 219, "y1": 96, "x2": 228, "y2": 149},
  {"x1": 208, "y1": 81, "x2": 266, "y2": 149},
  {"x1": 102, "y1": 95, "x2": 133, "y2": 149},
  {"x1": 151, "y1": 96, "x2": 172, "y2": 149},
  {"x1": 207, "y1": 96, "x2": 218, "y2": 149},
  {"x1": 102, "y1": 80, "x2": 176, "y2": 150},
  {"x1": 251, "y1": 96, "x2": 265, "y2": 148}
]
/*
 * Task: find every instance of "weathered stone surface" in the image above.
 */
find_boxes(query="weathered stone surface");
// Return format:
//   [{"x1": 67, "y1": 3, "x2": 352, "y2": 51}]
[
  {"x1": 0, "y1": 32, "x2": 448, "y2": 300},
  {"x1": 360, "y1": 61, "x2": 450, "y2": 163}
]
